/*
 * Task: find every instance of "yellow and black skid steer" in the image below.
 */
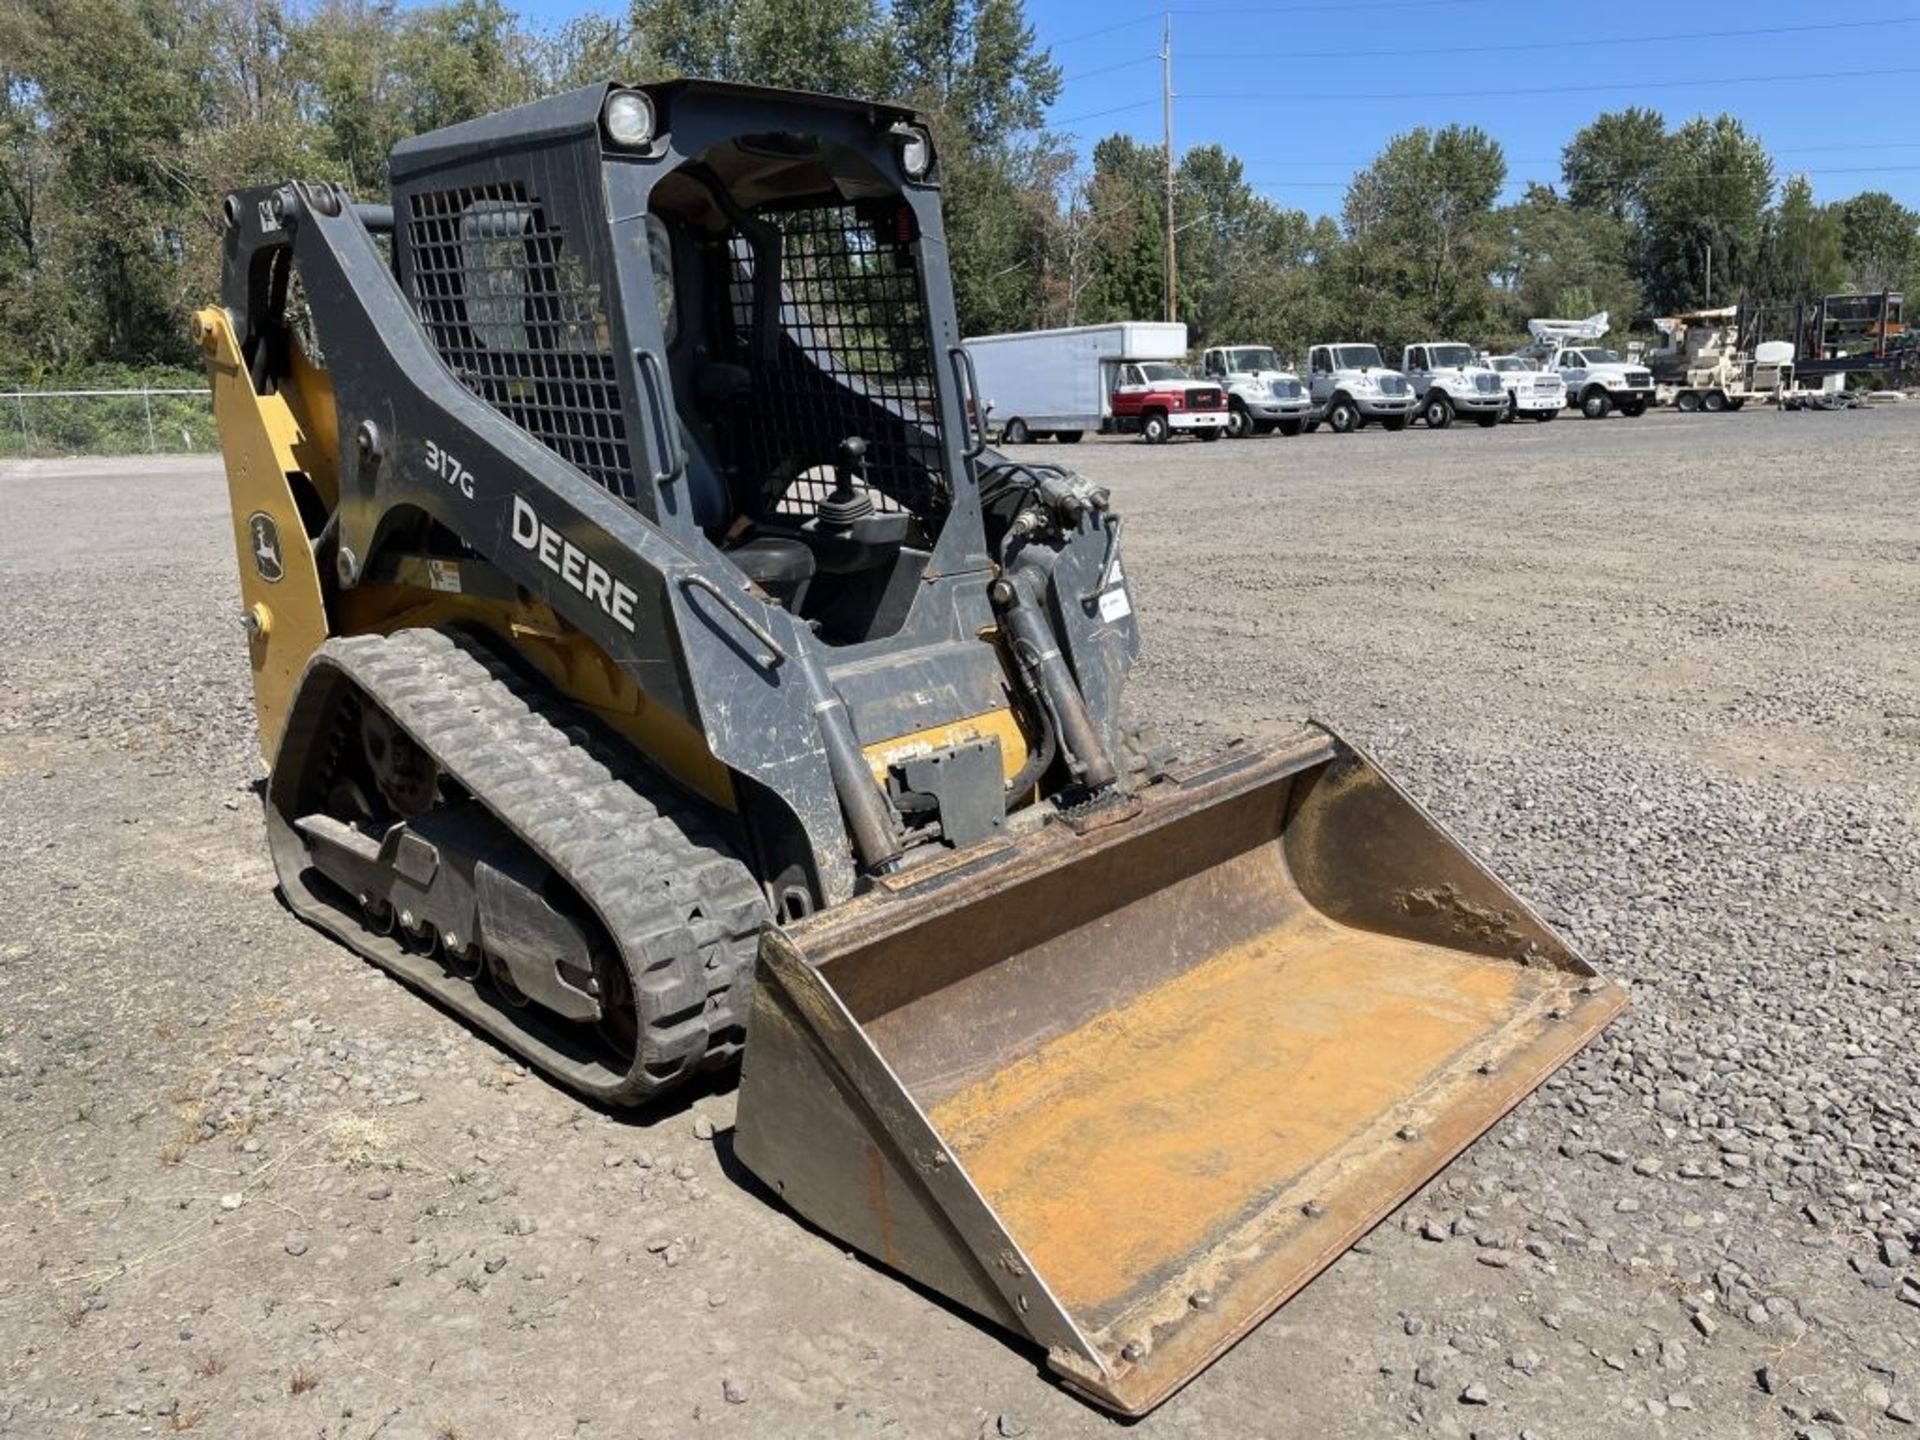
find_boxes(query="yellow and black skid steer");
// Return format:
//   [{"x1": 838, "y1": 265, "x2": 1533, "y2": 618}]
[{"x1": 200, "y1": 79, "x2": 1624, "y2": 1414}]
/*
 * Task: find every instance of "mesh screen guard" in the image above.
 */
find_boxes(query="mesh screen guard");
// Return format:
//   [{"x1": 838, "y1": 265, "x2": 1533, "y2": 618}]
[
  {"x1": 402, "y1": 182, "x2": 637, "y2": 500},
  {"x1": 724, "y1": 200, "x2": 949, "y2": 521}
]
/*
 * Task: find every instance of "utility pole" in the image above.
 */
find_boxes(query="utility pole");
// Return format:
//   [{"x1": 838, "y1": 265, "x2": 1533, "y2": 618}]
[{"x1": 1161, "y1": 11, "x2": 1177, "y2": 324}]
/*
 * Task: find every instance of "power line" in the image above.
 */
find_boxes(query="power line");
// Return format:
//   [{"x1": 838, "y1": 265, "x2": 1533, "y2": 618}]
[
  {"x1": 1239, "y1": 143, "x2": 1920, "y2": 173},
  {"x1": 1241, "y1": 164, "x2": 1920, "y2": 204},
  {"x1": 1048, "y1": 12, "x2": 1161, "y2": 48},
  {"x1": 1058, "y1": 55, "x2": 1160, "y2": 84},
  {"x1": 1187, "y1": 64, "x2": 1920, "y2": 103},
  {"x1": 1048, "y1": 0, "x2": 1494, "y2": 49},
  {"x1": 1054, "y1": 64, "x2": 1920, "y2": 123},
  {"x1": 1176, "y1": 16, "x2": 1920, "y2": 66},
  {"x1": 1177, "y1": 0, "x2": 1497, "y2": 15},
  {"x1": 1236, "y1": 164, "x2": 1920, "y2": 192}
]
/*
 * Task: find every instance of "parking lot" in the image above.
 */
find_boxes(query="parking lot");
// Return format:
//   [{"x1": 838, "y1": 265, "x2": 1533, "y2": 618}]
[{"x1": 2, "y1": 406, "x2": 1917, "y2": 1438}]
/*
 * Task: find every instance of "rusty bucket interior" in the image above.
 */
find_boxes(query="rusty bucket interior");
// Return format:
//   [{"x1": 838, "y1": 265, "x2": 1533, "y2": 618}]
[{"x1": 733, "y1": 728, "x2": 1626, "y2": 1415}]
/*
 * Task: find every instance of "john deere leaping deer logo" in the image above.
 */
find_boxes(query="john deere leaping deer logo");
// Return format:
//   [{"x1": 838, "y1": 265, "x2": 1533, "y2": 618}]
[{"x1": 248, "y1": 512, "x2": 284, "y2": 582}]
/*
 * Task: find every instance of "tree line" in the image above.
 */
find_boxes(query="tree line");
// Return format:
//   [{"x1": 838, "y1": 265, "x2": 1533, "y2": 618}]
[{"x1": 3, "y1": 0, "x2": 1918, "y2": 383}]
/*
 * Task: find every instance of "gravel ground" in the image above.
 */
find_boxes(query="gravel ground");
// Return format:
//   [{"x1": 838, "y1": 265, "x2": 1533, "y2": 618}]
[{"x1": 2, "y1": 410, "x2": 1917, "y2": 1439}]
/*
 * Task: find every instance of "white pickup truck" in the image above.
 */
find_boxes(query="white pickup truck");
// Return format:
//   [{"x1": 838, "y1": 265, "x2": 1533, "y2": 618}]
[
  {"x1": 1486, "y1": 356, "x2": 1565, "y2": 422},
  {"x1": 1399, "y1": 342, "x2": 1507, "y2": 429},
  {"x1": 1198, "y1": 344, "x2": 1314, "y2": 437}
]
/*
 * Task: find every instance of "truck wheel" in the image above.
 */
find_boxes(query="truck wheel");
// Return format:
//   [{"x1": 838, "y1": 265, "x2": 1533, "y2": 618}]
[
  {"x1": 1581, "y1": 389, "x2": 1612, "y2": 419},
  {"x1": 1727, "y1": 398, "x2": 1746, "y2": 411},
  {"x1": 1226, "y1": 402, "x2": 1253, "y2": 439},
  {"x1": 1142, "y1": 411, "x2": 1170, "y2": 444},
  {"x1": 1422, "y1": 394, "x2": 1454, "y2": 429},
  {"x1": 1252, "y1": 420, "x2": 1275, "y2": 435},
  {"x1": 1003, "y1": 417, "x2": 1030, "y2": 444},
  {"x1": 1197, "y1": 426, "x2": 1222, "y2": 442},
  {"x1": 1474, "y1": 410, "x2": 1500, "y2": 428},
  {"x1": 1536, "y1": 409, "x2": 1557, "y2": 422},
  {"x1": 1327, "y1": 397, "x2": 1362, "y2": 433},
  {"x1": 1055, "y1": 430, "x2": 1084, "y2": 444},
  {"x1": 1620, "y1": 399, "x2": 1647, "y2": 417},
  {"x1": 1500, "y1": 395, "x2": 1517, "y2": 423},
  {"x1": 1278, "y1": 420, "x2": 1303, "y2": 437},
  {"x1": 1702, "y1": 390, "x2": 1728, "y2": 413},
  {"x1": 1677, "y1": 391, "x2": 1700, "y2": 413}
]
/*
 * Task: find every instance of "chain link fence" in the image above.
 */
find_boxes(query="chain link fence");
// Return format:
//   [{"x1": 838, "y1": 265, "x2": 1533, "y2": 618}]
[{"x1": 1, "y1": 387, "x2": 217, "y2": 458}]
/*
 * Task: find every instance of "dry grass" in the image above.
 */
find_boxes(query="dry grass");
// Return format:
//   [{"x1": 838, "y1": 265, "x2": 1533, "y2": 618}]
[
  {"x1": 432, "y1": 1423, "x2": 465, "y2": 1440},
  {"x1": 320, "y1": 1110, "x2": 402, "y2": 1171},
  {"x1": 191, "y1": 1352, "x2": 227, "y2": 1379},
  {"x1": 166, "y1": 1408, "x2": 206, "y2": 1432},
  {"x1": 288, "y1": 1364, "x2": 320, "y2": 1395}
]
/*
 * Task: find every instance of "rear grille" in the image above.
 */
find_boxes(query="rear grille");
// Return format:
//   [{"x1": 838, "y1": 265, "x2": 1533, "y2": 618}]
[
  {"x1": 1377, "y1": 375, "x2": 1410, "y2": 396},
  {"x1": 1270, "y1": 379, "x2": 1303, "y2": 399},
  {"x1": 1189, "y1": 387, "x2": 1224, "y2": 409},
  {"x1": 1474, "y1": 373, "x2": 1501, "y2": 394},
  {"x1": 402, "y1": 182, "x2": 633, "y2": 499}
]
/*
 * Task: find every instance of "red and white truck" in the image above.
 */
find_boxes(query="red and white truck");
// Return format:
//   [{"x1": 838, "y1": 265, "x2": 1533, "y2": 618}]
[{"x1": 962, "y1": 321, "x2": 1228, "y2": 443}]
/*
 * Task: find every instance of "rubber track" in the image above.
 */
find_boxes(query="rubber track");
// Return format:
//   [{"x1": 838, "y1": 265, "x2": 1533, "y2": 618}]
[{"x1": 287, "y1": 627, "x2": 770, "y2": 1105}]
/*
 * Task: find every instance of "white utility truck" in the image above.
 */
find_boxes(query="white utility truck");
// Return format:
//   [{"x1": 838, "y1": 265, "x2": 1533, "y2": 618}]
[
  {"x1": 1399, "y1": 342, "x2": 1507, "y2": 428},
  {"x1": 1522, "y1": 313, "x2": 1655, "y2": 419},
  {"x1": 963, "y1": 321, "x2": 1213, "y2": 443},
  {"x1": 1302, "y1": 343, "x2": 1416, "y2": 432},
  {"x1": 1198, "y1": 344, "x2": 1315, "y2": 437}
]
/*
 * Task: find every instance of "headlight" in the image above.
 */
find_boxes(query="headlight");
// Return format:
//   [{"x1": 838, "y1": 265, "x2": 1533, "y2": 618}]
[
  {"x1": 603, "y1": 90, "x2": 656, "y2": 148},
  {"x1": 895, "y1": 124, "x2": 933, "y2": 179}
]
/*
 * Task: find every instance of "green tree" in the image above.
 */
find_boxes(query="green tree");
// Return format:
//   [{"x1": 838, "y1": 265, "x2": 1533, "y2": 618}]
[
  {"x1": 1839, "y1": 191, "x2": 1919, "y2": 295},
  {"x1": 1334, "y1": 124, "x2": 1506, "y2": 351},
  {"x1": 1076, "y1": 134, "x2": 1168, "y2": 322},
  {"x1": 631, "y1": 0, "x2": 898, "y2": 96},
  {"x1": 0, "y1": 7, "x2": 88, "y2": 371},
  {"x1": 938, "y1": 133, "x2": 1066, "y2": 336},
  {"x1": 534, "y1": 13, "x2": 643, "y2": 94},
  {"x1": 393, "y1": 0, "x2": 541, "y2": 136},
  {"x1": 1638, "y1": 115, "x2": 1772, "y2": 311},
  {"x1": 1167, "y1": 145, "x2": 1325, "y2": 351},
  {"x1": 12, "y1": 0, "x2": 219, "y2": 363},
  {"x1": 1495, "y1": 182, "x2": 1639, "y2": 344},
  {"x1": 293, "y1": 0, "x2": 408, "y2": 191},
  {"x1": 1759, "y1": 175, "x2": 1846, "y2": 303},
  {"x1": 1561, "y1": 107, "x2": 1666, "y2": 223},
  {"x1": 892, "y1": 0, "x2": 1058, "y2": 142}
]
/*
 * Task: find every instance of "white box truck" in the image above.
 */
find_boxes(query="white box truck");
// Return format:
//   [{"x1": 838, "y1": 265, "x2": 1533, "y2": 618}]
[{"x1": 963, "y1": 321, "x2": 1225, "y2": 443}]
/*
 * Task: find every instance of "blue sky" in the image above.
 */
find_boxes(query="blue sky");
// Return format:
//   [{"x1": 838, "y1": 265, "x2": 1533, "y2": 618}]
[
  {"x1": 1037, "y1": 0, "x2": 1920, "y2": 217},
  {"x1": 508, "y1": 0, "x2": 1920, "y2": 218}
]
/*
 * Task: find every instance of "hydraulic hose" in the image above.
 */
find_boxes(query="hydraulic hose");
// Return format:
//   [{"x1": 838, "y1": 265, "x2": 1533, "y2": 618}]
[{"x1": 991, "y1": 571, "x2": 1117, "y2": 793}]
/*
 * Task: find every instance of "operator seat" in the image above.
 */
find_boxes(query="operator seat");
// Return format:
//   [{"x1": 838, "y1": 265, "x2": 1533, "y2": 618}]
[{"x1": 647, "y1": 212, "x2": 816, "y2": 612}]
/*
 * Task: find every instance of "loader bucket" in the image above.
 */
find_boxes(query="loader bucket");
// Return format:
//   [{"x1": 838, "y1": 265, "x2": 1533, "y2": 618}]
[{"x1": 733, "y1": 727, "x2": 1625, "y2": 1415}]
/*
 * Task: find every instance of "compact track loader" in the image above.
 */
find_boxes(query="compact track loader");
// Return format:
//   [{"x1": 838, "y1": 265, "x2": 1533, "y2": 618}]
[{"x1": 201, "y1": 80, "x2": 1624, "y2": 1414}]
